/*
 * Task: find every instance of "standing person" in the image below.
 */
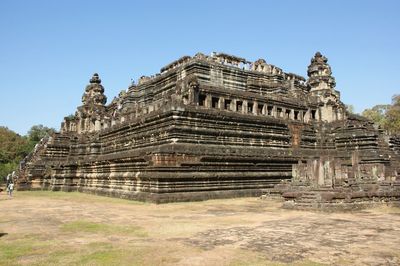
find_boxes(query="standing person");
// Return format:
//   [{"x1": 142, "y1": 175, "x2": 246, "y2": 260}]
[
  {"x1": 5, "y1": 174, "x2": 11, "y2": 192},
  {"x1": 7, "y1": 183, "x2": 14, "y2": 198},
  {"x1": 11, "y1": 171, "x2": 17, "y2": 182}
]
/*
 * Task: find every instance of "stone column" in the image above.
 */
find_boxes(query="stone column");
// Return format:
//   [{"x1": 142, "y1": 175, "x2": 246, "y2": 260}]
[
  {"x1": 289, "y1": 109, "x2": 294, "y2": 120},
  {"x1": 272, "y1": 106, "x2": 277, "y2": 118},
  {"x1": 324, "y1": 160, "x2": 333, "y2": 187},
  {"x1": 94, "y1": 120, "x2": 101, "y2": 131},
  {"x1": 205, "y1": 94, "x2": 212, "y2": 108},
  {"x1": 232, "y1": 99, "x2": 237, "y2": 112},
  {"x1": 317, "y1": 159, "x2": 325, "y2": 186},
  {"x1": 304, "y1": 110, "x2": 309, "y2": 122},
  {"x1": 84, "y1": 118, "x2": 89, "y2": 132},
  {"x1": 229, "y1": 100, "x2": 234, "y2": 111},
  {"x1": 299, "y1": 111, "x2": 305, "y2": 122},
  {"x1": 253, "y1": 100, "x2": 258, "y2": 115},
  {"x1": 219, "y1": 97, "x2": 224, "y2": 110},
  {"x1": 242, "y1": 100, "x2": 248, "y2": 114},
  {"x1": 103, "y1": 120, "x2": 109, "y2": 130}
]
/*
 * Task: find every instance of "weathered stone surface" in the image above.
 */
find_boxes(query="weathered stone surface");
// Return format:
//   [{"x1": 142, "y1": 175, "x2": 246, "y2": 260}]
[{"x1": 18, "y1": 52, "x2": 400, "y2": 203}]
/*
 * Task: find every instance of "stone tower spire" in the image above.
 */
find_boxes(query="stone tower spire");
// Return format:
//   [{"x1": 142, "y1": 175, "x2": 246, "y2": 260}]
[
  {"x1": 81, "y1": 73, "x2": 107, "y2": 106},
  {"x1": 60, "y1": 73, "x2": 109, "y2": 134},
  {"x1": 307, "y1": 52, "x2": 344, "y2": 122},
  {"x1": 307, "y1": 52, "x2": 336, "y2": 92}
]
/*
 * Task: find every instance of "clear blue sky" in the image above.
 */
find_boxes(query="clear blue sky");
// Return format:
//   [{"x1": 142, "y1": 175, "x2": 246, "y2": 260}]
[{"x1": 0, "y1": 0, "x2": 399, "y2": 135}]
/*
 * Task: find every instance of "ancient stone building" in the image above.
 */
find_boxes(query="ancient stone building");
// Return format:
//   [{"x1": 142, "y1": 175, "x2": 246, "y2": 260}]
[{"x1": 19, "y1": 52, "x2": 400, "y2": 204}]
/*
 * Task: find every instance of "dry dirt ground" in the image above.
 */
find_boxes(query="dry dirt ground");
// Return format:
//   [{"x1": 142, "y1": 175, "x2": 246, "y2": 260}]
[{"x1": 0, "y1": 191, "x2": 399, "y2": 266}]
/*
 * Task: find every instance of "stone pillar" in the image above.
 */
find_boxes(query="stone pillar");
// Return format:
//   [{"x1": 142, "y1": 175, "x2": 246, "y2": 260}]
[
  {"x1": 232, "y1": 99, "x2": 237, "y2": 112},
  {"x1": 94, "y1": 120, "x2": 101, "y2": 131},
  {"x1": 103, "y1": 120, "x2": 109, "y2": 130},
  {"x1": 230, "y1": 99, "x2": 236, "y2": 111},
  {"x1": 304, "y1": 110, "x2": 309, "y2": 123},
  {"x1": 205, "y1": 94, "x2": 212, "y2": 108},
  {"x1": 219, "y1": 97, "x2": 224, "y2": 110},
  {"x1": 242, "y1": 100, "x2": 248, "y2": 114},
  {"x1": 83, "y1": 118, "x2": 89, "y2": 132},
  {"x1": 272, "y1": 106, "x2": 277, "y2": 118},
  {"x1": 323, "y1": 160, "x2": 333, "y2": 187},
  {"x1": 188, "y1": 88, "x2": 194, "y2": 104},
  {"x1": 289, "y1": 109, "x2": 294, "y2": 120},
  {"x1": 253, "y1": 100, "x2": 258, "y2": 115},
  {"x1": 261, "y1": 104, "x2": 266, "y2": 115},
  {"x1": 318, "y1": 159, "x2": 325, "y2": 186}
]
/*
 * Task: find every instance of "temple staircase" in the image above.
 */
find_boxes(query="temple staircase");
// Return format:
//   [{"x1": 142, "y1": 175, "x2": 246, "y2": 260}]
[{"x1": 17, "y1": 137, "x2": 50, "y2": 190}]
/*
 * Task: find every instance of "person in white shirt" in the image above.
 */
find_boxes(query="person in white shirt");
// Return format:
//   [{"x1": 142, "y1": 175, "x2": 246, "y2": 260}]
[{"x1": 7, "y1": 183, "x2": 14, "y2": 198}]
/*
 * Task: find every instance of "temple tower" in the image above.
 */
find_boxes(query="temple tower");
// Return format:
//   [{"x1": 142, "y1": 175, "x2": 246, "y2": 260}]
[
  {"x1": 76, "y1": 73, "x2": 107, "y2": 133},
  {"x1": 61, "y1": 73, "x2": 108, "y2": 133},
  {"x1": 307, "y1": 52, "x2": 344, "y2": 122},
  {"x1": 81, "y1": 73, "x2": 107, "y2": 107}
]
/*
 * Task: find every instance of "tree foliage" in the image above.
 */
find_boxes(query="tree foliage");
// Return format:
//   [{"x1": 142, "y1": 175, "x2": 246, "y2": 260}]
[
  {"x1": 345, "y1": 104, "x2": 355, "y2": 114},
  {"x1": 362, "y1": 94, "x2": 400, "y2": 135},
  {"x1": 27, "y1": 124, "x2": 56, "y2": 142},
  {"x1": 361, "y1": 104, "x2": 390, "y2": 129},
  {"x1": 385, "y1": 95, "x2": 400, "y2": 135},
  {"x1": 0, "y1": 125, "x2": 56, "y2": 181},
  {"x1": 0, "y1": 127, "x2": 29, "y2": 180}
]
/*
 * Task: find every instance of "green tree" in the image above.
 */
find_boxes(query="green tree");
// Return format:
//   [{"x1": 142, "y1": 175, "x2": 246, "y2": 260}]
[
  {"x1": 385, "y1": 95, "x2": 400, "y2": 135},
  {"x1": 345, "y1": 104, "x2": 355, "y2": 114},
  {"x1": 0, "y1": 125, "x2": 56, "y2": 180},
  {"x1": 0, "y1": 127, "x2": 30, "y2": 179},
  {"x1": 27, "y1": 124, "x2": 56, "y2": 142},
  {"x1": 361, "y1": 94, "x2": 400, "y2": 135},
  {"x1": 361, "y1": 104, "x2": 390, "y2": 129}
]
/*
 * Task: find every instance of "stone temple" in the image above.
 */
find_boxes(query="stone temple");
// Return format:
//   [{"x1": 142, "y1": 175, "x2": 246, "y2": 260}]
[{"x1": 19, "y1": 52, "x2": 400, "y2": 206}]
